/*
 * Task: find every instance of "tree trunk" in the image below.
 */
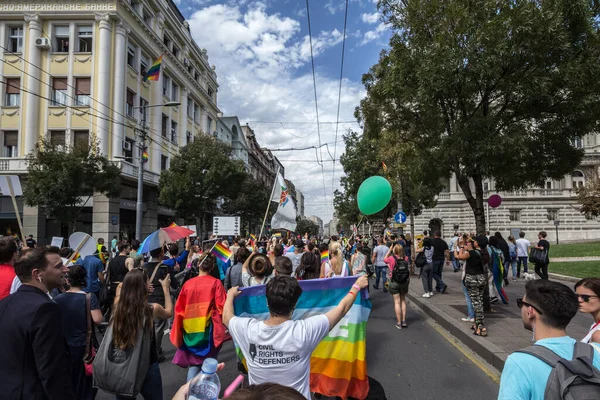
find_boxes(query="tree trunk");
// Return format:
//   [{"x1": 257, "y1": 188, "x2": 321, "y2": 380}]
[
  {"x1": 455, "y1": 170, "x2": 487, "y2": 235},
  {"x1": 410, "y1": 212, "x2": 416, "y2": 275}
]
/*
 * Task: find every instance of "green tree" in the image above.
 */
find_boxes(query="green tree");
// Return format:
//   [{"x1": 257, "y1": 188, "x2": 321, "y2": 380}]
[
  {"x1": 222, "y1": 175, "x2": 271, "y2": 234},
  {"x1": 358, "y1": 0, "x2": 600, "y2": 233},
  {"x1": 295, "y1": 218, "x2": 319, "y2": 237},
  {"x1": 576, "y1": 180, "x2": 600, "y2": 217},
  {"x1": 159, "y1": 134, "x2": 246, "y2": 240},
  {"x1": 23, "y1": 139, "x2": 121, "y2": 232}
]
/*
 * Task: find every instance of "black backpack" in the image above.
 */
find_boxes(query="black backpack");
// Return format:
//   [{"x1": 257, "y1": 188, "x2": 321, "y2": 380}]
[
  {"x1": 391, "y1": 256, "x2": 410, "y2": 283},
  {"x1": 415, "y1": 251, "x2": 427, "y2": 268},
  {"x1": 517, "y1": 342, "x2": 600, "y2": 400}
]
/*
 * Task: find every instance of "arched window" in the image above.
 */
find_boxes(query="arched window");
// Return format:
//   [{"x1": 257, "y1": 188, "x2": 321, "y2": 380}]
[{"x1": 572, "y1": 170, "x2": 585, "y2": 188}]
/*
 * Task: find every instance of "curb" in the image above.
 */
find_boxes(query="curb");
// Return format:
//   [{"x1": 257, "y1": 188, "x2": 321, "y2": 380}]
[
  {"x1": 549, "y1": 273, "x2": 580, "y2": 283},
  {"x1": 407, "y1": 289, "x2": 508, "y2": 371}
]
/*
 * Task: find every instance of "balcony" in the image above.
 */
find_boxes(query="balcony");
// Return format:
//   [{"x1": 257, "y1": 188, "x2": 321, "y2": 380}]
[
  {"x1": 117, "y1": 160, "x2": 160, "y2": 186},
  {"x1": 437, "y1": 188, "x2": 577, "y2": 203},
  {"x1": 0, "y1": 158, "x2": 27, "y2": 173}
]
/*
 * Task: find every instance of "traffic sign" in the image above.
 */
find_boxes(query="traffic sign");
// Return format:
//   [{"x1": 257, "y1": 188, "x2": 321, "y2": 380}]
[{"x1": 394, "y1": 211, "x2": 407, "y2": 224}]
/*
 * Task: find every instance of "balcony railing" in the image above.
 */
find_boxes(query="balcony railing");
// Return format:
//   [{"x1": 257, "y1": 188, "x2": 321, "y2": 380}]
[
  {"x1": 0, "y1": 157, "x2": 27, "y2": 172},
  {"x1": 437, "y1": 188, "x2": 577, "y2": 202}
]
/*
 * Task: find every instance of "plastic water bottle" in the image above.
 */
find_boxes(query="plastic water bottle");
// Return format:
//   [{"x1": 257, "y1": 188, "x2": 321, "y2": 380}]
[{"x1": 187, "y1": 358, "x2": 221, "y2": 400}]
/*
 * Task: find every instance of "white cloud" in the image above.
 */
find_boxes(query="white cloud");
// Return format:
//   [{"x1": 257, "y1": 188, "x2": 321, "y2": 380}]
[
  {"x1": 361, "y1": 12, "x2": 379, "y2": 24},
  {"x1": 361, "y1": 22, "x2": 387, "y2": 45},
  {"x1": 188, "y1": 2, "x2": 364, "y2": 221}
]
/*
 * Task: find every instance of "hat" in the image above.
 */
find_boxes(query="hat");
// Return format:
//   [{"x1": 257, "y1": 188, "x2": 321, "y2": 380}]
[{"x1": 246, "y1": 253, "x2": 273, "y2": 277}]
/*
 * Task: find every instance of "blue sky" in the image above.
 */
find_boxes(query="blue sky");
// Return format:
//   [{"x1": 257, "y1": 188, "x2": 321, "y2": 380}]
[{"x1": 174, "y1": 0, "x2": 391, "y2": 222}]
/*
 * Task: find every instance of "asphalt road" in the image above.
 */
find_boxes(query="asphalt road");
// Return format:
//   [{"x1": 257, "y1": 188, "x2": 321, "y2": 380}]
[{"x1": 97, "y1": 283, "x2": 499, "y2": 399}]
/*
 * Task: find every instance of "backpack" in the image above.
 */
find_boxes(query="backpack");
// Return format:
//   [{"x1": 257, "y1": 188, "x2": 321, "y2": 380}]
[
  {"x1": 509, "y1": 246, "x2": 517, "y2": 262},
  {"x1": 415, "y1": 251, "x2": 427, "y2": 268},
  {"x1": 391, "y1": 256, "x2": 409, "y2": 283},
  {"x1": 517, "y1": 342, "x2": 600, "y2": 400}
]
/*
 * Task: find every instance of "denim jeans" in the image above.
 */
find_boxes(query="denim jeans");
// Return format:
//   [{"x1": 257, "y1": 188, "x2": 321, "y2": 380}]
[
  {"x1": 517, "y1": 257, "x2": 528, "y2": 276},
  {"x1": 115, "y1": 362, "x2": 163, "y2": 400},
  {"x1": 461, "y1": 280, "x2": 475, "y2": 319},
  {"x1": 450, "y1": 253, "x2": 460, "y2": 271},
  {"x1": 375, "y1": 266, "x2": 388, "y2": 288},
  {"x1": 509, "y1": 260, "x2": 517, "y2": 278},
  {"x1": 432, "y1": 260, "x2": 446, "y2": 292},
  {"x1": 421, "y1": 263, "x2": 433, "y2": 293}
]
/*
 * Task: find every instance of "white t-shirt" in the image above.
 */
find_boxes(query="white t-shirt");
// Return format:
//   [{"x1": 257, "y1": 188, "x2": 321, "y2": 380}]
[
  {"x1": 284, "y1": 252, "x2": 303, "y2": 275},
  {"x1": 516, "y1": 238, "x2": 531, "y2": 258},
  {"x1": 228, "y1": 315, "x2": 330, "y2": 399}
]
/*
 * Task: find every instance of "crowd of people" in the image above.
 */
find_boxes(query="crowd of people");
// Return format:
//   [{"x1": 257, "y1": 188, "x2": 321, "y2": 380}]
[{"x1": 0, "y1": 227, "x2": 598, "y2": 400}]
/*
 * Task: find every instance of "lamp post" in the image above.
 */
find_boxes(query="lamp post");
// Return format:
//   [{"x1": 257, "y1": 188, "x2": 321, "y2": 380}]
[{"x1": 133, "y1": 101, "x2": 180, "y2": 240}]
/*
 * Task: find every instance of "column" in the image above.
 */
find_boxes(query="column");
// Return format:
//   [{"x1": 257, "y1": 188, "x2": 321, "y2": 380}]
[
  {"x1": 92, "y1": 193, "x2": 120, "y2": 242},
  {"x1": 449, "y1": 172, "x2": 457, "y2": 193},
  {"x1": 111, "y1": 20, "x2": 128, "y2": 158},
  {"x1": 24, "y1": 15, "x2": 42, "y2": 155},
  {"x1": 201, "y1": 106, "x2": 207, "y2": 133},
  {"x1": 142, "y1": 188, "x2": 158, "y2": 238},
  {"x1": 179, "y1": 88, "x2": 188, "y2": 146},
  {"x1": 564, "y1": 174, "x2": 573, "y2": 190},
  {"x1": 95, "y1": 14, "x2": 112, "y2": 156},
  {"x1": 151, "y1": 69, "x2": 163, "y2": 173},
  {"x1": 22, "y1": 205, "x2": 47, "y2": 245}
]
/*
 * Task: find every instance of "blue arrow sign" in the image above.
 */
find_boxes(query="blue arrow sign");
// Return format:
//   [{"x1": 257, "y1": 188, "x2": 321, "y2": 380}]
[{"x1": 394, "y1": 211, "x2": 407, "y2": 224}]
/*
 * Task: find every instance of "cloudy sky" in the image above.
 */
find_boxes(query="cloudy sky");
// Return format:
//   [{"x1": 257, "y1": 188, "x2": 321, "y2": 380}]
[{"x1": 174, "y1": 0, "x2": 391, "y2": 222}]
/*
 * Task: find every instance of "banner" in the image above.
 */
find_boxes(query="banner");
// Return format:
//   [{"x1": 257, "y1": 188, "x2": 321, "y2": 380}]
[{"x1": 233, "y1": 277, "x2": 372, "y2": 399}]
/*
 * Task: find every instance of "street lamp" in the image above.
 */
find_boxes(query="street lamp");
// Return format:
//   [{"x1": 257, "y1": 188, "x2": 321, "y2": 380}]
[{"x1": 132, "y1": 101, "x2": 180, "y2": 240}]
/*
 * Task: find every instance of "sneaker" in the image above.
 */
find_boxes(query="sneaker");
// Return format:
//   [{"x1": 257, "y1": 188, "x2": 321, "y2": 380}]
[
  {"x1": 372, "y1": 284, "x2": 379, "y2": 290},
  {"x1": 395, "y1": 323, "x2": 402, "y2": 330},
  {"x1": 461, "y1": 317, "x2": 475, "y2": 322},
  {"x1": 429, "y1": 292, "x2": 434, "y2": 296},
  {"x1": 422, "y1": 293, "x2": 431, "y2": 298},
  {"x1": 442, "y1": 284, "x2": 448, "y2": 294},
  {"x1": 512, "y1": 277, "x2": 517, "y2": 281},
  {"x1": 490, "y1": 296, "x2": 499, "y2": 304}
]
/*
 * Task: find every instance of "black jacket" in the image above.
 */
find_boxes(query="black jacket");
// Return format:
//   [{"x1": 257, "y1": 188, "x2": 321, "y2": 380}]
[{"x1": 0, "y1": 285, "x2": 75, "y2": 400}]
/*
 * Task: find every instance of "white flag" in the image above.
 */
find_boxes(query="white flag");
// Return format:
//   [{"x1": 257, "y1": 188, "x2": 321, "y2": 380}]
[{"x1": 271, "y1": 173, "x2": 297, "y2": 231}]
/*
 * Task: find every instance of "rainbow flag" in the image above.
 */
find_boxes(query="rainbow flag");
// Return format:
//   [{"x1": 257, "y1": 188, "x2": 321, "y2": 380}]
[
  {"x1": 250, "y1": 234, "x2": 257, "y2": 241},
  {"x1": 272, "y1": 232, "x2": 281, "y2": 238},
  {"x1": 142, "y1": 150, "x2": 149, "y2": 163},
  {"x1": 212, "y1": 242, "x2": 232, "y2": 262},
  {"x1": 143, "y1": 55, "x2": 163, "y2": 82},
  {"x1": 233, "y1": 277, "x2": 371, "y2": 399},
  {"x1": 321, "y1": 250, "x2": 329, "y2": 263}
]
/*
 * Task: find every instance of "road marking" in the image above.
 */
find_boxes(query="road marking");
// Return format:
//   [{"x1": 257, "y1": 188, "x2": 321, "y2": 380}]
[{"x1": 427, "y1": 319, "x2": 501, "y2": 384}]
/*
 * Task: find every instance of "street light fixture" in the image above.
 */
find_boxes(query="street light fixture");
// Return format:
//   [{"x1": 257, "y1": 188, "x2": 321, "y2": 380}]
[{"x1": 132, "y1": 101, "x2": 180, "y2": 240}]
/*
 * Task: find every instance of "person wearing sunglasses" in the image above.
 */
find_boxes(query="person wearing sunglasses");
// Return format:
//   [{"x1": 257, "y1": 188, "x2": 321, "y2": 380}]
[
  {"x1": 575, "y1": 278, "x2": 600, "y2": 344},
  {"x1": 499, "y1": 280, "x2": 600, "y2": 399}
]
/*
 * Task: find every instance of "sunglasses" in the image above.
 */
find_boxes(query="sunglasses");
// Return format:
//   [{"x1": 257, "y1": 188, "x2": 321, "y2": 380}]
[
  {"x1": 517, "y1": 298, "x2": 543, "y2": 314},
  {"x1": 578, "y1": 294, "x2": 599, "y2": 303}
]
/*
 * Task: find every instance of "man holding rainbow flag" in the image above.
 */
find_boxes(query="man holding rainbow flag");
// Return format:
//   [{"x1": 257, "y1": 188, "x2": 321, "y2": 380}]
[{"x1": 223, "y1": 274, "x2": 370, "y2": 399}]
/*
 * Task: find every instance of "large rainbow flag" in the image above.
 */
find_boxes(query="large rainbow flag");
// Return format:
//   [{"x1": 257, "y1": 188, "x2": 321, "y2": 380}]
[
  {"x1": 233, "y1": 277, "x2": 371, "y2": 399},
  {"x1": 143, "y1": 54, "x2": 163, "y2": 82}
]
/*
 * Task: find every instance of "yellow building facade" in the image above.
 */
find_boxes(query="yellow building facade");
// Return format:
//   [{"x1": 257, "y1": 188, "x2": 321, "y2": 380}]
[{"x1": 0, "y1": 0, "x2": 220, "y2": 242}]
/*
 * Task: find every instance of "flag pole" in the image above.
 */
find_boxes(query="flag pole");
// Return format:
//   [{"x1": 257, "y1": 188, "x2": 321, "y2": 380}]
[{"x1": 259, "y1": 166, "x2": 281, "y2": 240}]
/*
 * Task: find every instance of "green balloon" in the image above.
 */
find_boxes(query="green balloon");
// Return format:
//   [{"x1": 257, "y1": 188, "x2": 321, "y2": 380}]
[{"x1": 357, "y1": 176, "x2": 392, "y2": 215}]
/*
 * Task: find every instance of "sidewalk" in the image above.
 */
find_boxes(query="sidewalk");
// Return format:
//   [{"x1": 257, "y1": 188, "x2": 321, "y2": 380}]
[{"x1": 406, "y1": 267, "x2": 591, "y2": 371}]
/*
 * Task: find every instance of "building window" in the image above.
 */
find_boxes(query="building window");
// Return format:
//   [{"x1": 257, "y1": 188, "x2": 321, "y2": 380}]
[
  {"x1": 142, "y1": 9, "x2": 153, "y2": 26},
  {"x1": 162, "y1": 74, "x2": 170, "y2": 98},
  {"x1": 483, "y1": 182, "x2": 489, "y2": 192},
  {"x1": 194, "y1": 71, "x2": 200, "y2": 83},
  {"x1": 76, "y1": 25, "x2": 93, "y2": 52},
  {"x1": 163, "y1": 34, "x2": 171, "y2": 49},
  {"x1": 140, "y1": 54, "x2": 149, "y2": 77},
  {"x1": 75, "y1": 77, "x2": 90, "y2": 106},
  {"x1": 126, "y1": 89, "x2": 135, "y2": 117},
  {"x1": 547, "y1": 209, "x2": 559, "y2": 221},
  {"x1": 51, "y1": 78, "x2": 68, "y2": 106},
  {"x1": 49, "y1": 131, "x2": 66, "y2": 147},
  {"x1": 171, "y1": 82, "x2": 179, "y2": 101},
  {"x1": 4, "y1": 78, "x2": 20, "y2": 106},
  {"x1": 1, "y1": 131, "x2": 17, "y2": 157},
  {"x1": 172, "y1": 44, "x2": 179, "y2": 59},
  {"x1": 171, "y1": 121, "x2": 178, "y2": 143},
  {"x1": 545, "y1": 180, "x2": 553, "y2": 189},
  {"x1": 186, "y1": 131, "x2": 192, "y2": 144},
  {"x1": 206, "y1": 116, "x2": 213, "y2": 134},
  {"x1": 161, "y1": 155, "x2": 168, "y2": 170},
  {"x1": 139, "y1": 97, "x2": 148, "y2": 122},
  {"x1": 161, "y1": 114, "x2": 168, "y2": 138},
  {"x1": 123, "y1": 137, "x2": 134, "y2": 162},
  {"x1": 571, "y1": 170, "x2": 585, "y2": 188},
  {"x1": 572, "y1": 137, "x2": 583, "y2": 148},
  {"x1": 509, "y1": 210, "x2": 520, "y2": 222},
  {"x1": 127, "y1": 44, "x2": 138, "y2": 70},
  {"x1": 53, "y1": 25, "x2": 70, "y2": 53},
  {"x1": 194, "y1": 103, "x2": 200, "y2": 123},
  {"x1": 187, "y1": 97, "x2": 193, "y2": 118},
  {"x1": 7, "y1": 26, "x2": 23, "y2": 53},
  {"x1": 73, "y1": 130, "x2": 89, "y2": 149},
  {"x1": 208, "y1": 87, "x2": 214, "y2": 101}
]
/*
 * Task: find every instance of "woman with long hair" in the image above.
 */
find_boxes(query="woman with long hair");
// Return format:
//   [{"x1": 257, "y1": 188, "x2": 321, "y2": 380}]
[
  {"x1": 171, "y1": 254, "x2": 227, "y2": 382},
  {"x1": 54, "y1": 265, "x2": 103, "y2": 400},
  {"x1": 417, "y1": 238, "x2": 434, "y2": 298},
  {"x1": 323, "y1": 249, "x2": 350, "y2": 277},
  {"x1": 112, "y1": 268, "x2": 172, "y2": 399},
  {"x1": 295, "y1": 251, "x2": 321, "y2": 280},
  {"x1": 385, "y1": 245, "x2": 410, "y2": 329},
  {"x1": 575, "y1": 278, "x2": 600, "y2": 343},
  {"x1": 456, "y1": 236, "x2": 489, "y2": 337}
]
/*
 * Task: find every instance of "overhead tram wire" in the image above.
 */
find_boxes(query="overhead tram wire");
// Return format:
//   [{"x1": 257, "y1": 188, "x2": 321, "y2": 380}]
[
  {"x1": 305, "y1": 0, "x2": 329, "y2": 206},
  {"x1": 331, "y1": 0, "x2": 349, "y2": 194},
  {"x1": 245, "y1": 120, "x2": 357, "y2": 124}
]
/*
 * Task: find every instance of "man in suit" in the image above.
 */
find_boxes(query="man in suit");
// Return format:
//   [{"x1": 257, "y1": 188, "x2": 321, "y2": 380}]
[{"x1": 0, "y1": 246, "x2": 75, "y2": 400}]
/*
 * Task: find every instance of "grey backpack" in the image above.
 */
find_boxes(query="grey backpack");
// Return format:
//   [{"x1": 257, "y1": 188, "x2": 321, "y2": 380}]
[{"x1": 517, "y1": 342, "x2": 600, "y2": 400}]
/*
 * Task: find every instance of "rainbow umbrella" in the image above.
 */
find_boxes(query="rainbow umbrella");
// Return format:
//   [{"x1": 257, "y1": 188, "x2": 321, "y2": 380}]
[{"x1": 139, "y1": 225, "x2": 194, "y2": 253}]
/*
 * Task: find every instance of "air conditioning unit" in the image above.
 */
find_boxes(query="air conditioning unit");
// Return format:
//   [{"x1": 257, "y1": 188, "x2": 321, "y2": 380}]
[
  {"x1": 35, "y1": 37, "x2": 50, "y2": 49},
  {"x1": 122, "y1": 141, "x2": 132, "y2": 151}
]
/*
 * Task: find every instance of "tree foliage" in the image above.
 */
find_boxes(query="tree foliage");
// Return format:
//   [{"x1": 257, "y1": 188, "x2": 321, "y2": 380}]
[
  {"x1": 577, "y1": 180, "x2": 600, "y2": 217},
  {"x1": 358, "y1": 0, "x2": 600, "y2": 233},
  {"x1": 295, "y1": 218, "x2": 319, "y2": 237},
  {"x1": 23, "y1": 139, "x2": 121, "y2": 230},
  {"x1": 221, "y1": 175, "x2": 271, "y2": 231},
  {"x1": 159, "y1": 134, "x2": 247, "y2": 237}
]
